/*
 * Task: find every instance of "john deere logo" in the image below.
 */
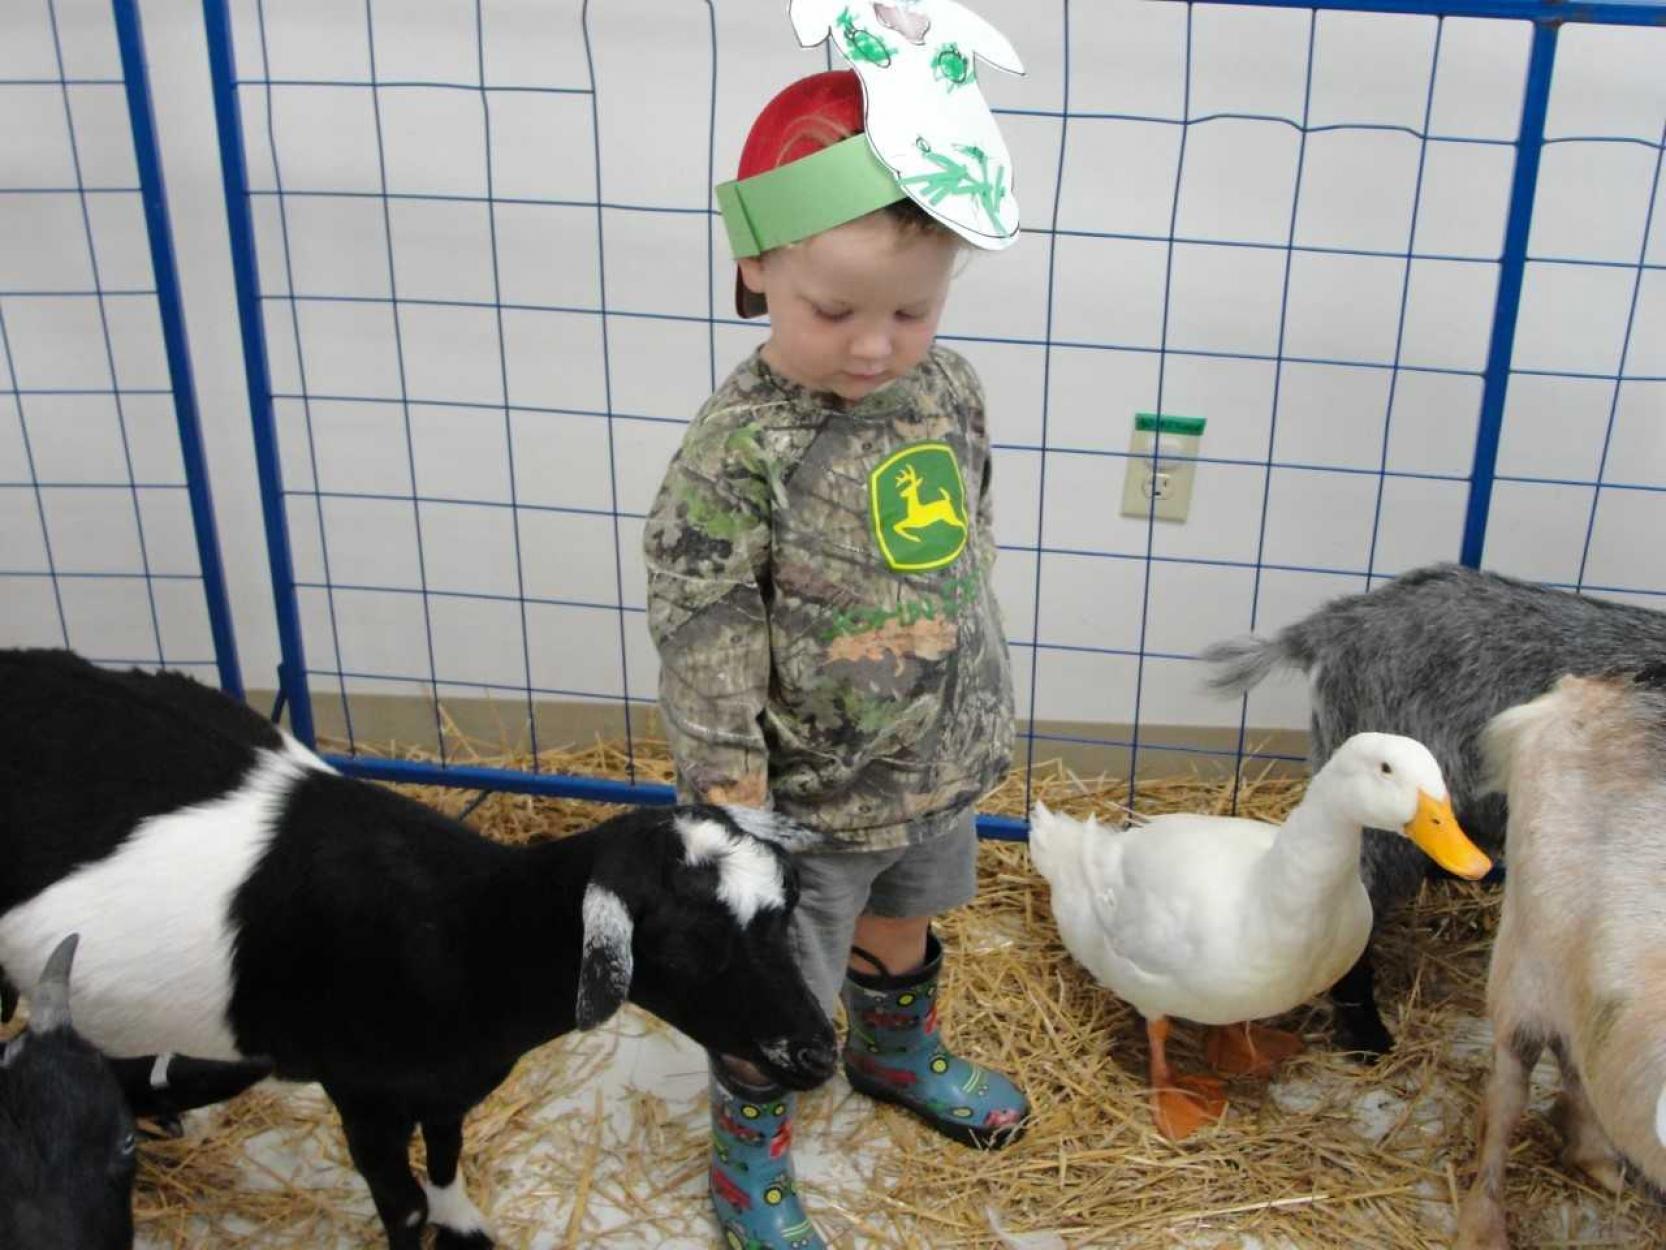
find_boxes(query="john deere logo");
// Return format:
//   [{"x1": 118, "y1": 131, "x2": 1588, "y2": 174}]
[{"x1": 869, "y1": 442, "x2": 968, "y2": 572}]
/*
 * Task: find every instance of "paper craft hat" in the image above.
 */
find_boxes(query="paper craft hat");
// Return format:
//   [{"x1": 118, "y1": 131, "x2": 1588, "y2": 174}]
[
  {"x1": 717, "y1": 0, "x2": 1023, "y2": 317},
  {"x1": 721, "y1": 71, "x2": 891, "y2": 317}
]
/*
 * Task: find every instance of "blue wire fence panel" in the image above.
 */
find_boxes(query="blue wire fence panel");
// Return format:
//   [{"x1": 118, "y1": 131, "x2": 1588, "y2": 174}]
[
  {"x1": 0, "y1": 0, "x2": 241, "y2": 694},
  {"x1": 1009, "y1": 2, "x2": 1527, "y2": 791},
  {"x1": 206, "y1": 0, "x2": 661, "y2": 804},
  {"x1": 208, "y1": 0, "x2": 1666, "y2": 828},
  {"x1": 1480, "y1": 22, "x2": 1666, "y2": 605}
]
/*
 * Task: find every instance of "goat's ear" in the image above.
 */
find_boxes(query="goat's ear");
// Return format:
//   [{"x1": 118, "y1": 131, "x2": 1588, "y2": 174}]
[
  {"x1": 576, "y1": 884, "x2": 633, "y2": 1030},
  {"x1": 29, "y1": 933, "x2": 78, "y2": 1034}
]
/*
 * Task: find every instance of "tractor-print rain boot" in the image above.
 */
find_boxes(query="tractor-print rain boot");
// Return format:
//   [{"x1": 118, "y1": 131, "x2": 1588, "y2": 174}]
[
  {"x1": 707, "y1": 1060, "x2": 827, "y2": 1250},
  {"x1": 840, "y1": 931, "x2": 1029, "y2": 1149}
]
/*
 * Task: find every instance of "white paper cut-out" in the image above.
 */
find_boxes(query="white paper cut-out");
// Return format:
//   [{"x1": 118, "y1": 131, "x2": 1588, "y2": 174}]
[{"x1": 788, "y1": 0, "x2": 1025, "y2": 248}]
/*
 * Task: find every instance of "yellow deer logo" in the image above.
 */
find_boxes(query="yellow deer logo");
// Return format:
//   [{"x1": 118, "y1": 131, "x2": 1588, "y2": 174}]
[
  {"x1": 892, "y1": 463, "x2": 967, "y2": 543},
  {"x1": 869, "y1": 442, "x2": 969, "y2": 572}
]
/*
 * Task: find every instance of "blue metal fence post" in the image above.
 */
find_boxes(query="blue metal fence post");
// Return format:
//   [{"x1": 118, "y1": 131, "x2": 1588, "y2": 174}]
[
  {"x1": 1459, "y1": 19, "x2": 1558, "y2": 568},
  {"x1": 111, "y1": 0, "x2": 244, "y2": 698},
  {"x1": 201, "y1": 0, "x2": 315, "y2": 741}
]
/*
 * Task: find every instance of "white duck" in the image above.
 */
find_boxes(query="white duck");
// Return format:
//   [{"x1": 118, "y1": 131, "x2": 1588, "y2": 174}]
[{"x1": 1029, "y1": 732, "x2": 1491, "y2": 1140}]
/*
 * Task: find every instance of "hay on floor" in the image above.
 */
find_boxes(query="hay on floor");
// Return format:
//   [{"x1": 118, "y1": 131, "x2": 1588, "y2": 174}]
[{"x1": 121, "y1": 732, "x2": 1665, "y2": 1249}]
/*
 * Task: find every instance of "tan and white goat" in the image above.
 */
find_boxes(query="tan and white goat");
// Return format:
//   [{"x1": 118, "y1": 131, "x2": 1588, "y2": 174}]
[{"x1": 1455, "y1": 670, "x2": 1666, "y2": 1249}]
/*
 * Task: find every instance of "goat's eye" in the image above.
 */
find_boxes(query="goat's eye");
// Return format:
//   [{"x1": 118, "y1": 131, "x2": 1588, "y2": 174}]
[
  {"x1": 1380, "y1": 762, "x2": 1393, "y2": 775},
  {"x1": 120, "y1": 1132, "x2": 136, "y2": 1155}
]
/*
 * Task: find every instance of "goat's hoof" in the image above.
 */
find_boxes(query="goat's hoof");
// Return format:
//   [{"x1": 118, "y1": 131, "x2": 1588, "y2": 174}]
[
  {"x1": 137, "y1": 1114, "x2": 184, "y2": 1141},
  {"x1": 421, "y1": 1179, "x2": 493, "y2": 1247},
  {"x1": 1333, "y1": 1019, "x2": 1394, "y2": 1062},
  {"x1": 1549, "y1": 1092, "x2": 1627, "y2": 1194},
  {"x1": 1454, "y1": 1190, "x2": 1508, "y2": 1250},
  {"x1": 1565, "y1": 1149, "x2": 1626, "y2": 1196},
  {"x1": 432, "y1": 1229, "x2": 494, "y2": 1250},
  {"x1": 1343, "y1": 1043, "x2": 1390, "y2": 1066}
]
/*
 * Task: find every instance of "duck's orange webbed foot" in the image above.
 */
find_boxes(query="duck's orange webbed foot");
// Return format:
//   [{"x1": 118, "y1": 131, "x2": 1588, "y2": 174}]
[
  {"x1": 1204, "y1": 1021, "x2": 1306, "y2": 1078},
  {"x1": 1151, "y1": 1073, "x2": 1227, "y2": 1140}
]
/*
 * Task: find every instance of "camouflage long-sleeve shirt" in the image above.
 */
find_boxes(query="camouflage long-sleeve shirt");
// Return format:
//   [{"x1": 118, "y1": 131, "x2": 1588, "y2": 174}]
[{"x1": 644, "y1": 345, "x2": 1015, "y2": 850}]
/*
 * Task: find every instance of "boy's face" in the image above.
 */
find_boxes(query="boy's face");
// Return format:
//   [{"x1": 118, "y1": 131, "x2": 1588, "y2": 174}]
[{"x1": 739, "y1": 213, "x2": 958, "y2": 403}]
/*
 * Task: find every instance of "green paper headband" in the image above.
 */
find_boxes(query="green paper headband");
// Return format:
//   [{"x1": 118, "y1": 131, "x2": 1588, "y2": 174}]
[{"x1": 715, "y1": 133, "x2": 908, "y2": 259}]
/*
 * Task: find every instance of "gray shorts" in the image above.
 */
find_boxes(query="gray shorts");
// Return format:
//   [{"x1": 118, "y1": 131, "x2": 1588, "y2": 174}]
[{"x1": 788, "y1": 807, "x2": 978, "y2": 1014}]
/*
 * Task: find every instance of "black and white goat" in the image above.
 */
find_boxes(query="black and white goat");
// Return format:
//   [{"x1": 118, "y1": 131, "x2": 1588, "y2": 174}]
[
  {"x1": 0, "y1": 934, "x2": 136, "y2": 1250},
  {"x1": 1203, "y1": 563, "x2": 1666, "y2": 1055},
  {"x1": 1456, "y1": 668, "x2": 1666, "y2": 1248},
  {"x1": 0, "y1": 649, "x2": 837, "y2": 1250}
]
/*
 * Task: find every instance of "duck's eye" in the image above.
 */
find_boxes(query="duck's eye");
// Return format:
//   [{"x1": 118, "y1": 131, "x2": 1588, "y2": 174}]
[{"x1": 1380, "y1": 762, "x2": 1393, "y2": 775}]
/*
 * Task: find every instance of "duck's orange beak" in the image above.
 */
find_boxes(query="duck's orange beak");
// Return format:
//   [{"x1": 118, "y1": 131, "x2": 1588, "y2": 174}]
[{"x1": 1404, "y1": 791, "x2": 1491, "y2": 880}]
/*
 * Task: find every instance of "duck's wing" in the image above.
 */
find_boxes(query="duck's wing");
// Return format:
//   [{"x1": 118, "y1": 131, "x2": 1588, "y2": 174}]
[
  {"x1": 1084, "y1": 816, "x2": 1281, "y2": 983},
  {"x1": 1308, "y1": 877, "x2": 1374, "y2": 995},
  {"x1": 1057, "y1": 821, "x2": 1175, "y2": 987},
  {"x1": 1042, "y1": 819, "x2": 1124, "y2": 974}
]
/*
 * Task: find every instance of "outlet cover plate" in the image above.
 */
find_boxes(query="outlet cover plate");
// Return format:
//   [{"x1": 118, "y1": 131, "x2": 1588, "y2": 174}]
[{"x1": 1120, "y1": 455, "x2": 1195, "y2": 521}]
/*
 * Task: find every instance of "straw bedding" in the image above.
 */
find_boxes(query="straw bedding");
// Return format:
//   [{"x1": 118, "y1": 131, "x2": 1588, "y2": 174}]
[{"x1": 106, "y1": 734, "x2": 1666, "y2": 1248}]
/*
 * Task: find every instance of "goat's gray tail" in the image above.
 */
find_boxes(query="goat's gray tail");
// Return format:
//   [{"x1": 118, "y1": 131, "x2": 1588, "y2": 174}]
[{"x1": 1198, "y1": 635, "x2": 1293, "y2": 696}]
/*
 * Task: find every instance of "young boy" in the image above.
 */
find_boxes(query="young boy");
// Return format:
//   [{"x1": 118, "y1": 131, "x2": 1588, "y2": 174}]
[{"x1": 644, "y1": 68, "x2": 1027, "y2": 1250}]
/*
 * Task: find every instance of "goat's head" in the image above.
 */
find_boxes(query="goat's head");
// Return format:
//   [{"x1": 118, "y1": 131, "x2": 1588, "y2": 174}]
[
  {"x1": 576, "y1": 806, "x2": 837, "y2": 1089},
  {"x1": 0, "y1": 935, "x2": 137, "y2": 1250}
]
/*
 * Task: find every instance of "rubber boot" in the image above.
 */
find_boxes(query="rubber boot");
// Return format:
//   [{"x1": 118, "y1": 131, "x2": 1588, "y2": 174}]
[
  {"x1": 707, "y1": 1060, "x2": 827, "y2": 1250},
  {"x1": 840, "y1": 931, "x2": 1028, "y2": 1149}
]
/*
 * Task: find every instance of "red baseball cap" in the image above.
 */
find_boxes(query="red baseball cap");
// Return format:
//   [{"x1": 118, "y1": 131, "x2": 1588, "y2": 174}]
[{"x1": 729, "y1": 71, "x2": 868, "y2": 319}]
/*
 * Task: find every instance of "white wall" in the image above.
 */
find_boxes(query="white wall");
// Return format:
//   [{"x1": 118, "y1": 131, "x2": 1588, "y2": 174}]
[{"x1": 2, "y1": 0, "x2": 1663, "y2": 758}]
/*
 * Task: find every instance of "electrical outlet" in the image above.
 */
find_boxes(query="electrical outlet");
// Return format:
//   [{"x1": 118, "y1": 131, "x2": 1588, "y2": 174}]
[
  {"x1": 1119, "y1": 413, "x2": 1205, "y2": 523},
  {"x1": 1120, "y1": 458, "x2": 1195, "y2": 521}
]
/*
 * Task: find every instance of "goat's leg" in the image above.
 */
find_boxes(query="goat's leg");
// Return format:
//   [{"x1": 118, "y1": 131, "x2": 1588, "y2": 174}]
[
  {"x1": 1329, "y1": 947, "x2": 1393, "y2": 1058},
  {"x1": 1456, "y1": 1029, "x2": 1541, "y2": 1250},
  {"x1": 330, "y1": 1090, "x2": 425, "y2": 1250},
  {"x1": 422, "y1": 1114, "x2": 494, "y2": 1249},
  {"x1": 108, "y1": 1053, "x2": 272, "y2": 1129},
  {"x1": 1550, "y1": 1063, "x2": 1625, "y2": 1195}
]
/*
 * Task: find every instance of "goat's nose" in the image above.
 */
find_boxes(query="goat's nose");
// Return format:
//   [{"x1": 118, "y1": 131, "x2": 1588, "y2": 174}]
[{"x1": 796, "y1": 1040, "x2": 838, "y2": 1080}]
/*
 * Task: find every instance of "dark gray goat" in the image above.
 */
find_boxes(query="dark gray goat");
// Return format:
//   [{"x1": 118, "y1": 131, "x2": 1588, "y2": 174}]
[
  {"x1": 0, "y1": 935, "x2": 135, "y2": 1250},
  {"x1": 1202, "y1": 562, "x2": 1666, "y2": 1055}
]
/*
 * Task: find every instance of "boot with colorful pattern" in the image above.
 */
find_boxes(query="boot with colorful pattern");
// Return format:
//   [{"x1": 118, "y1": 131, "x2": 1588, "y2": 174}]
[
  {"x1": 707, "y1": 1060, "x2": 827, "y2": 1250},
  {"x1": 840, "y1": 931, "x2": 1029, "y2": 1149}
]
